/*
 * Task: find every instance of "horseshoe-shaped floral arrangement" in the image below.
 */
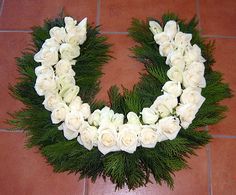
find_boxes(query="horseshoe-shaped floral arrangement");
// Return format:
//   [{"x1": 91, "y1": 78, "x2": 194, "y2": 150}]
[{"x1": 10, "y1": 13, "x2": 231, "y2": 190}]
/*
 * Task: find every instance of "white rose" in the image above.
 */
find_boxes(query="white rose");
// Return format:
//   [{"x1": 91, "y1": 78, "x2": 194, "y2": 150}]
[
  {"x1": 61, "y1": 122, "x2": 79, "y2": 140},
  {"x1": 42, "y1": 92, "x2": 62, "y2": 111},
  {"x1": 162, "y1": 81, "x2": 182, "y2": 97},
  {"x1": 141, "y1": 107, "x2": 159, "y2": 124},
  {"x1": 157, "y1": 116, "x2": 181, "y2": 140},
  {"x1": 166, "y1": 51, "x2": 185, "y2": 70},
  {"x1": 42, "y1": 38, "x2": 60, "y2": 49},
  {"x1": 174, "y1": 32, "x2": 192, "y2": 48},
  {"x1": 35, "y1": 65, "x2": 54, "y2": 77},
  {"x1": 34, "y1": 74, "x2": 57, "y2": 96},
  {"x1": 164, "y1": 20, "x2": 179, "y2": 40},
  {"x1": 49, "y1": 27, "x2": 66, "y2": 43},
  {"x1": 180, "y1": 87, "x2": 205, "y2": 108},
  {"x1": 65, "y1": 111, "x2": 84, "y2": 131},
  {"x1": 77, "y1": 124, "x2": 98, "y2": 150},
  {"x1": 149, "y1": 21, "x2": 162, "y2": 35},
  {"x1": 167, "y1": 66, "x2": 183, "y2": 82},
  {"x1": 186, "y1": 62, "x2": 205, "y2": 76},
  {"x1": 100, "y1": 107, "x2": 114, "y2": 125},
  {"x1": 34, "y1": 47, "x2": 58, "y2": 66},
  {"x1": 88, "y1": 109, "x2": 101, "y2": 126},
  {"x1": 51, "y1": 103, "x2": 69, "y2": 124},
  {"x1": 97, "y1": 124, "x2": 118, "y2": 155},
  {"x1": 139, "y1": 125, "x2": 158, "y2": 148},
  {"x1": 118, "y1": 124, "x2": 140, "y2": 153},
  {"x1": 55, "y1": 59, "x2": 75, "y2": 76},
  {"x1": 176, "y1": 104, "x2": 199, "y2": 129},
  {"x1": 80, "y1": 103, "x2": 91, "y2": 119},
  {"x1": 159, "y1": 42, "x2": 174, "y2": 57},
  {"x1": 154, "y1": 32, "x2": 170, "y2": 45},
  {"x1": 69, "y1": 96, "x2": 82, "y2": 112},
  {"x1": 57, "y1": 74, "x2": 75, "y2": 92},
  {"x1": 184, "y1": 44, "x2": 206, "y2": 65},
  {"x1": 112, "y1": 113, "x2": 124, "y2": 127},
  {"x1": 64, "y1": 16, "x2": 77, "y2": 32},
  {"x1": 151, "y1": 94, "x2": 178, "y2": 117},
  {"x1": 127, "y1": 112, "x2": 141, "y2": 125},
  {"x1": 60, "y1": 43, "x2": 80, "y2": 60},
  {"x1": 66, "y1": 18, "x2": 87, "y2": 45},
  {"x1": 62, "y1": 85, "x2": 80, "y2": 104},
  {"x1": 183, "y1": 70, "x2": 206, "y2": 88}
]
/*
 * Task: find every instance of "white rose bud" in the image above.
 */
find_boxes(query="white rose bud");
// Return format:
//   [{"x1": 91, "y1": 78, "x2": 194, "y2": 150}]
[
  {"x1": 149, "y1": 21, "x2": 162, "y2": 35},
  {"x1": 69, "y1": 96, "x2": 82, "y2": 112},
  {"x1": 127, "y1": 112, "x2": 141, "y2": 125},
  {"x1": 157, "y1": 116, "x2": 181, "y2": 140},
  {"x1": 55, "y1": 59, "x2": 75, "y2": 76},
  {"x1": 180, "y1": 87, "x2": 205, "y2": 108},
  {"x1": 57, "y1": 74, "x2": 75, "y2": 92},
  {"x1": 154, "y1": 32, "x2": 170, "y2": 45},
  {"x1": 64, "y1": 16, "x2": 77, "y2": 32},
  {"x1": 166, "y1": 51, "x2": 185, "y2": 70},
  {"x1": 118, "y1": 124, "x2": 140, "y2": 153},
  {"x1": 62, "y1": 85, "x2": 80, "y2": 104},
  {"x1": 162, "y1": 81, "x2": 182, "y2": 97},
  {"x1": 159, "y1": 42, "x2": 174, "y2": 57},
  {"x1": 35, "y1": 65, "x2": 54, "y2": 77},
  {"x1": 176, "y1": 104, "x2": 199, "y2": 129},
  {"x1": 97, "y1": 124, "x2": 119, "y2": 155},
  {"x1": 34, "y1": 47, "x2": 58, "y2": 66},
  {"x1": 186, "y1": 62, "x2": 205, "y2": 76},
  {"x1": 112, "y1": 113, "x2": 124, "y2": 127},
  {"x1": 60, "y1": 43, "x2": 80, "y2": 60},
  {"x1": 43, "y1": 92, "x2": 62, "y2": 111},
  {"x1": 183, "y1": 70, "x2": 206, "y2": 88},
  {"x1": 80, "y1": 103, "x2": 91, "y2": 119},
  {"x1": 42, "y1": 38, "x2": 60, "y2": 49},
  {"x1": 139, "y1": 126, "x2": 158, "y2": 148},
  {"x1": 100, "y1": 107, "x2": 114, "y2": 125},
  {"x1": 141, "y1": 107, "x2": 159, "y2": 124},
  {"x1": 88, "y1": 109, "x2": 101, "y2": 126},
  {"x1": 51, "y1": 103, "x2": 69, "y2": 124},
  {"x1": 78, "y1": 124, "x2": 98, "y2": 150},
  {"x1": 62, "y1": 122, "x2": 79, "y2": 140},
  {"x1": 151, "y1": 94, "x2": 178, "y2": 117},
  {"x1": 65, "y1": 111, "x2": 84, "y2": 131},
  {"x1": 174, "y1": 32, "x2": 192, "y2": 48},
  {"x1": 184, "y1": 44, "x2": 206, "y2": 65},
  {"x1": 34, "y1": 74, "x2": 57, "y2": 96},
  {"x1": 49, "y1": 27, "x2": 66, "y2": 43},
  {"x1": 164, "y1": 20, "x2": 179, "y2": 40},
  {"x1": 167, "y1": 66, "x2": 183, "y2": 82}
]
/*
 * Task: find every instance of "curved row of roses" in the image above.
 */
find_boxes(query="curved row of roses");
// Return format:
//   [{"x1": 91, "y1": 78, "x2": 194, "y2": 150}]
[{"x1": 34, "y1": 17, "x2": 206, "y2": 155}]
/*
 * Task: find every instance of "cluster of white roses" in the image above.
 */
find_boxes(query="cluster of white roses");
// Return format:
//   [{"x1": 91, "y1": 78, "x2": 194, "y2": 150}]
[{"x1": 34, "y1": 17, "x2": 206, "y2": 155}]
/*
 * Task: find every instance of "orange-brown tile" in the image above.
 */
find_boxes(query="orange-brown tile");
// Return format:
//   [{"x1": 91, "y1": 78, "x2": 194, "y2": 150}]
[
  {"x1": 211, "y1": 138, "x2": 236, "y2": 195},
  {"x1": 100, "y1": 0, "x2": 196, "y2": 32},
  {"x1": 0, "y1": 131, "x2": 85, "y2": 195},
  {"x1": 0, "y1": 32, "x2": 31, "y2": 129},
  {"x1": 87, "y1": 148, "x2": 208, "y2": 195},
  {"x1": 208, "y1": 39, "x2": 236, "y2": 135},
  {"x1": 95, "y1": 34, "x2": 144, "y2": 103},
  {"x1": 0, "y1": 0, "x2": 97, "y2": 30},
  {"x1": 200, "y1": 0, "x2": 236, "y2": 36}
]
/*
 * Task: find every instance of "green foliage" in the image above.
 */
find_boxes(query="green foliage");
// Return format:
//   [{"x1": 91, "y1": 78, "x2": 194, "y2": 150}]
[{"x1": 8, "y1": 13, "x2": 232, "y2": 191}]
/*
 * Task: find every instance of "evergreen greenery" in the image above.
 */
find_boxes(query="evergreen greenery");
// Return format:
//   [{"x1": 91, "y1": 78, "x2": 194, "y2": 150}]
[{"x1": 9, "y1": 13, "x2": 232, "y2": 190}]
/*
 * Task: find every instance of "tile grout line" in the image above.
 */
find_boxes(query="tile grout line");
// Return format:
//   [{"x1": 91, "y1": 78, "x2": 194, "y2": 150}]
[
  {"x1": 0, "y1": 30, "x2": 32, "y2": 32},
  {"x1": 0, "y1": 0, "x2": 5, "y2": 16},
  {"x1": 202, "y1": 34, "x2": 236, "y2": 39},
  {"x1": 0, "y1": 129, "x2": 23, "y2": 133},
  {"x1": 83, "y1": 178, "x2": 88, "y2": 195},
  {"x1": 206, "y1": 144, "x2": 213, "y2": 195},
  {"x1": 96, "y1": 0, "x2": 101, "y2": 26},
  {"x1": 195, "y1": 0, "x2": 201, "y2": 31},
  {"x1": 101, "y1": 31, "x2": 129, "y2": 35}
]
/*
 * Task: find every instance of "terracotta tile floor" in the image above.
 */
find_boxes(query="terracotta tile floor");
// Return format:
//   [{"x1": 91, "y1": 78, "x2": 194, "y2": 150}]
[{"x1": 0, "y1": 0, "x2": 235, "y2": 194}]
